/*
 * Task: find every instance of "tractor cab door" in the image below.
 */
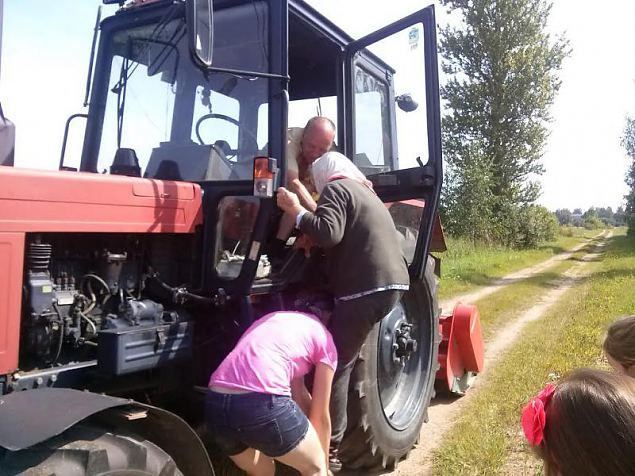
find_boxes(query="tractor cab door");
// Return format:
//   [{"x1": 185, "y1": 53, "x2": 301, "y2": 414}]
[{"x1": 343, "y1": 6, "x2": 442, "y2": 279}]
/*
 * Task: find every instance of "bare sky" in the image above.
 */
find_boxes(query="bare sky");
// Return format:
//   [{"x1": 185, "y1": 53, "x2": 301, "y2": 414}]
[
  {"x1": 539, "y1": 0, "x2": 635, "y2": 212},
  {"x1": 306, "y1": 0, "x2": 635, "y2": 212},
  {"x1": 2, "y1": 0, "x2": 634, "y2": 211}
]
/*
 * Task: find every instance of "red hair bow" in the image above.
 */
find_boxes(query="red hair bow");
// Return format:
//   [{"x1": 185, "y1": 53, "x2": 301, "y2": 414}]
[{"x1": 521, "y1": 383, "x2": 556, "y2": 446}]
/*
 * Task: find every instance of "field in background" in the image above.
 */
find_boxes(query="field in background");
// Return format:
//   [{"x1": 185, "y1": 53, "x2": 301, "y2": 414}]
[
  {"x1": 431, "y1": 229, "x2": 634, "y2": 475},
  {"x1": 437, "y1": 227, "x2": 600, "y2": 300}
]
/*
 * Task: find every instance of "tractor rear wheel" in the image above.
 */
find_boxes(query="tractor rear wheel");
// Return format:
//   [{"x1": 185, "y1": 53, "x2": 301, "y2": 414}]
[
  {"x1": 339, "y1": 259, "x2": 440, "y2": 471},
  {"x1": 0, "y1": 423, "x2": 183, "y2": 476}
]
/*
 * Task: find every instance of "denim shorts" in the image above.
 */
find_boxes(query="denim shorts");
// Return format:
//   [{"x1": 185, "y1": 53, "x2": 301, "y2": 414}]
[{"x1": 205, "y1": 390, "x2": 310, "y2": 457}]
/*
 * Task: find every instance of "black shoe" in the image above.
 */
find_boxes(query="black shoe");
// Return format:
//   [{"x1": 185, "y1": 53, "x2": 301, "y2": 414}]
[{"x1": 329, "y1": 445, "x2": 343, "y2": 473}]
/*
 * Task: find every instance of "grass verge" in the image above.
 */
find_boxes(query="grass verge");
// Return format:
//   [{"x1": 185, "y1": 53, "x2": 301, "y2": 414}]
[
  {"x1": 431, "y1": 230, "x2": 635, "y2": 475},
  {"x1": 437, "y1": 228, "x2": 601, "y2": 300}
]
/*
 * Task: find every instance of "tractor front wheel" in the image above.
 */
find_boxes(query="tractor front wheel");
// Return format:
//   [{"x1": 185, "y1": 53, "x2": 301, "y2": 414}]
[{"x1": 0, "y1": 424, "x2": 183, "y2": 476}]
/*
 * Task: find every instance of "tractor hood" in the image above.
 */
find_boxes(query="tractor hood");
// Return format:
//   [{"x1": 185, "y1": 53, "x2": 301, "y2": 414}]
[{"x1": 0, "y1": 167, "x2": 202, "y2": 234}]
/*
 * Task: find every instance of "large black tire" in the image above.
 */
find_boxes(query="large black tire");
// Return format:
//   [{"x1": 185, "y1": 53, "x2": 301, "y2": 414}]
[
  {"x1": 339, "y1": 257, "x2": 440, "y2": 472},
  {"x1": 0, "y1": 424, "x2": 184, "y2": 476}
]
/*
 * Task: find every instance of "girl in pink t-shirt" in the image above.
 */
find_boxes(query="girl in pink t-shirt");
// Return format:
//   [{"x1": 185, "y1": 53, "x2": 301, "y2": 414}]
[{"x1": 206, "y1": 309, "x2": 337, "y2": 476}]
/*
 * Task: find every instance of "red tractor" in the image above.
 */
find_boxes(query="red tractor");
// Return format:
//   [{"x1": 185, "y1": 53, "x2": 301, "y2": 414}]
[{"x1": 0, "y1": 1, "x2": 482, "y2": 474}]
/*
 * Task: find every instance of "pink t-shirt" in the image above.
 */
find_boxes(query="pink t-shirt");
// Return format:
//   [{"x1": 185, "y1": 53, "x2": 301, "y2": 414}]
[{"x1": 209, "y1": 311, "x2": 338, "y2": 396}]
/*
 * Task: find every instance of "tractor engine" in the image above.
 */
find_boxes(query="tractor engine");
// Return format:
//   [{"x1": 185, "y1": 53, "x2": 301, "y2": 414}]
[{"x1": 20, "y1": 234, "x2": 195, "y2": 376}]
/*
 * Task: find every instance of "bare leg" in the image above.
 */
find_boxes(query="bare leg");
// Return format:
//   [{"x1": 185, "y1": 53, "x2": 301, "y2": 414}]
[
  {"x1": 229, "y1": 448, "x2": 276, "y2": 476},
  {"x1": 275, "y1": 424, "x2": 327, "y2": 476}
]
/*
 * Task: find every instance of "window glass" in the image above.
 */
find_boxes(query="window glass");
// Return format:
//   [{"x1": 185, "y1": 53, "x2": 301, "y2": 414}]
[
  {"x1": 353, "y1": 23, "x2": 428, "y2": 172},
  {"x1": 215, "y1": 196, "x2": 270, "y2": 279},
  {"x1": 96, "y1": 4, "x2": 269, "y2": 181},
  {"x1": 385, "y1": 200, "x2": 424, "y2": 264},
  {"x1": 98, "y1": 55, "x2": 177, "y2": 174},
  {"x1": 212, "y1": 2, "x2": 269, "y2": 74},
  {"x1": 192, "y1": 87, "x2": 239, "y2": 147},
  {"x1": 353, "y1": 67, "x2": 390, "y2": 175},
  {"x1": 257, "y1": 96, "x2": 338, "y2": 154},
  {"x1": 288, "y1": 97, "x2": 337, "y2": 130}
]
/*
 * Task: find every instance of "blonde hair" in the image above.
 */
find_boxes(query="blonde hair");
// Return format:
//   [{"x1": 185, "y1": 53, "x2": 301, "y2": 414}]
[{"x1": 603, "y1": 315, "x2": 635, "y2": 368}]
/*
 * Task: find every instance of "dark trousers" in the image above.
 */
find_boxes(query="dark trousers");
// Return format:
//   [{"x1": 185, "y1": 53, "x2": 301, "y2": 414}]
[{"x1": 329, "y1": 289, "x2": 404, "y2": 446}]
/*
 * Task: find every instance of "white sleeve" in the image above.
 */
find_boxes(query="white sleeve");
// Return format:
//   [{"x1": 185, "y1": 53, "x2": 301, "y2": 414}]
[{"x1": 295, "y1": 209, "x2": 308, "y2": 228}]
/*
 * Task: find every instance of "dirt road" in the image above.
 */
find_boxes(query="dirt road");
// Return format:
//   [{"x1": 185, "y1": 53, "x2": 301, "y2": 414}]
[{"x1": 389, "y1": 231, "x2": 611, "y2": 476}]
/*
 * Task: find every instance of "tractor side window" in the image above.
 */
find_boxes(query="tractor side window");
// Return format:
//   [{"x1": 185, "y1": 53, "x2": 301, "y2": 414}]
[
  {"x1": 98, "y1": 54, "x2": 177, "y2": 175},
  {"x1": 353, "y1": 24, "x2": 429, "y2": 172},
  {"x1": 385, "y1": 200, "x2": 424, "y2": 264},
  {"x1": 215, "y1": 196, "x2": 270, "y2": 280},
  {"x1": 354, "y1": 67, "x2": 391, "y2": 175}
]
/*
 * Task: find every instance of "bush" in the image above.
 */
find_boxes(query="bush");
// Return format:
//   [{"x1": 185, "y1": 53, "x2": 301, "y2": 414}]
[
  {"x1": 584, "y1": 216, "x2": 603, "y2": 230},
  {"x1": 515, "y1": 205, "x2": 559, "y2": 248},
  {"x1": 560, "y1": 225, "x2": 574, "y2": 237}
]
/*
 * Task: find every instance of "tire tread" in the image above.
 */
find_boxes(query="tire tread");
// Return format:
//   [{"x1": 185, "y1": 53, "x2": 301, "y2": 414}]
[
  {"x1": 339, "y1": 256, "x2": 441, "y2": 472},
  {"x1": 0, "y1": 424, "x2": 183, "y2": 476}
]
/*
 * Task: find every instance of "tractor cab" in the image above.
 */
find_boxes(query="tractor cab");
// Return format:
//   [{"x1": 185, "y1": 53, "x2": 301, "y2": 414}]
[{"x1": 71, "y1": 0, "x2": 443, "y2": 297}]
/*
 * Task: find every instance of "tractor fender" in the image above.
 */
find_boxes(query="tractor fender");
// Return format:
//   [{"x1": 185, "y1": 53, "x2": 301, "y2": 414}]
[
  {"x1": 94, "y1": 401, "x2": 215, "y2": 476},
  {"x1": 0, "y1": 388, "x2": 215, "y2": 476},
  {"x1": 0, "y1": 387, "x2": 130, "y2": 451}
]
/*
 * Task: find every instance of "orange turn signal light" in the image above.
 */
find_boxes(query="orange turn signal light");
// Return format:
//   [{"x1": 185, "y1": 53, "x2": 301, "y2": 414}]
[
  {"x1": 254, "y1": 156, "x2": 275, "y2": 179},
  {"x1": 253, "y1": 156, "x2": 278, "y2": 197}
]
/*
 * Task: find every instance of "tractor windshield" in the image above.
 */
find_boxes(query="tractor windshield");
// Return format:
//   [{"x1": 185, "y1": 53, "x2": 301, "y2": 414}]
[{"x1": 91, "y1": 2, "x2": 270, "y2": 181}]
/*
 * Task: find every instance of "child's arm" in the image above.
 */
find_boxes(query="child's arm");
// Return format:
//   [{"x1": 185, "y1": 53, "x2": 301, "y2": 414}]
[
  {"x1": 291, "y1": 377, "x2": 312, "y2": 415},
  {"x1": 310, "y1": 363, "x2": 335, "y2": 467}
]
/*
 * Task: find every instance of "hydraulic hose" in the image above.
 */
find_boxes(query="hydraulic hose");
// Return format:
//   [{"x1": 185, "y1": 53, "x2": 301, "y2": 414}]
[
  {"x1": 144, "y1": 273, "x2": 215, "y2": 307},
  {"x1": 51, "y1": 303, "x2": 65, "y2": 365}
]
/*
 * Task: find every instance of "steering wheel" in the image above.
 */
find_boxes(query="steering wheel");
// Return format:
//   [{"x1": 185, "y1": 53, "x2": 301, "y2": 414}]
[{"x1": 195, "y1": 113, "x2": 259, "y2": 162}]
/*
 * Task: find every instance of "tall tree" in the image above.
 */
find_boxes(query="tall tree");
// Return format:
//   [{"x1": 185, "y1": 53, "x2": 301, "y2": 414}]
[
  {"x1": 440, "y1": 0, "x2": 569, "y2": 244},
  {"x1": 615, "y1": 206, "x2": 626, "y2": 227},
  {"x1": 622, "y1": 117, "x2": 635, "y2": 235}
]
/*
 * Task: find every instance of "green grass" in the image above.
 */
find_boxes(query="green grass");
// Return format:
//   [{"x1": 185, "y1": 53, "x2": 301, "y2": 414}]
[
  {"x1": 473, "y1": 259, "x2": 574, "y2": 340},
  {"x1": 470, "y1": 237, "x2": 608, "y2": 339},
  {"x1": 437, "y1": 228, "x2": 600, "y2": 300},
  {"x1": 431, "y1": 229, "x2": 635, "y2": 475}
]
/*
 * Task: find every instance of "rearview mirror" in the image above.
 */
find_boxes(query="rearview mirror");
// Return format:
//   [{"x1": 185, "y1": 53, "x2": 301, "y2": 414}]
[
  {"x1": 396, "y1": 94, "x2": 419, "y2": 112},
  {"x1": 187, "y1": 0, "x2": 214, "y2": 67}
]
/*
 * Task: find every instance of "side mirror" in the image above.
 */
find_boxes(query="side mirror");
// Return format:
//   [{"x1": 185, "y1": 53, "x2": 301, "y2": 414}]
[
  {"x1": 187, "y1": 0, "x2": 214, "y2": 67},
  {"x1": 396, "y1": 94, "x2": 419, "y2": 112}
]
